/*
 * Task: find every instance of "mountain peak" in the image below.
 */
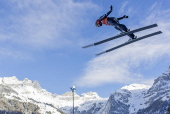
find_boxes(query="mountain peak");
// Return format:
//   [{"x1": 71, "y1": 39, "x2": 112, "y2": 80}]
[
  {"x1": 152, "y1": 66, "x2": 170, "y2": 86},
  {"x1": 80, "y1": 92, "x2": 101, "y2": 99},
  {"x1": 148, "y1": 66, "x2": 170, "y2": 93},
  {"x1": 121, "y1": 84, "x2": 150, "y2": 91},
  {"x1": 0, "y1": 76, "x2": 42, "y2": 90},
  {"x1": 61, "y1": 91, "x2": 79, "y2": 97},
  {"x1": 0, "y1": 76, "x2": 19, "y2": 85}
]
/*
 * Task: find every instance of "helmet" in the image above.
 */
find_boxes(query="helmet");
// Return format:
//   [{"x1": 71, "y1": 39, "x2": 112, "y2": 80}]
[{"x1": 95, "y1": 20, "x2": 102, "y2": 27}]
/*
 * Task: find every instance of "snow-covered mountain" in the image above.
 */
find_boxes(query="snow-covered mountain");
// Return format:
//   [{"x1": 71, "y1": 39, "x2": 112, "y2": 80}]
[
  {"x1": 0, "y1": 66, "x2": 170, "y2": 114},
  {"x1": 0, "y1": 76, "x2": 106, "y2": 114},
  {"x1": 102, "y1": 66, "x2": 170, "y2": 114}
]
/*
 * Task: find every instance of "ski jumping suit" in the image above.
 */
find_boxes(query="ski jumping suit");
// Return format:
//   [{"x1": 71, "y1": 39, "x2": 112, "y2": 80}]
[{"x1": 98, "y1": 8, "x2": 135, "y2": 39}]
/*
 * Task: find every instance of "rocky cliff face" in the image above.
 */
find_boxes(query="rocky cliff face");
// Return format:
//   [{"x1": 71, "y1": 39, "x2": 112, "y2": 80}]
[
  {"x1": 0, "y1": 94, "x2": 40, "y2": 114},
  {"x1": 101, "y1": 66, "x2": 170, "y2": 114},
  {"x1": 137, "y1": 66, "x2": 170, "y2": 114},
  {"x1": 0, "y1": 76, "x2": 67, "y2": 114},
  {"x1": 101, "y1": 84, "x2": 149, "y2": 114}
]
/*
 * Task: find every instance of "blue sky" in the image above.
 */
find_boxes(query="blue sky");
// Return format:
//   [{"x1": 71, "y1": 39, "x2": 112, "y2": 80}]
[{"x1": 0, "y1": 0, "x2": 170, "y2": 97}]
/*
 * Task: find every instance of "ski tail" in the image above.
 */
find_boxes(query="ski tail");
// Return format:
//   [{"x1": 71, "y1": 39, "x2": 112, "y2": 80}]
[
  {"x1": 82, "y1": 44, "x2": 94, "y2": 48},
  {"x1": 96, "y1": 31, "x2": 162, "y2": 56}
]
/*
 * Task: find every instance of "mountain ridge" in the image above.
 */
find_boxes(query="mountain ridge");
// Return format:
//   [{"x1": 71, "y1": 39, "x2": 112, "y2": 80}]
[
  {"x1": 0, "y1": 76, "x2": 105, "y2": 114},
  {"x1": 0, "y1": 66, "x2": 170, "y2": 113}
]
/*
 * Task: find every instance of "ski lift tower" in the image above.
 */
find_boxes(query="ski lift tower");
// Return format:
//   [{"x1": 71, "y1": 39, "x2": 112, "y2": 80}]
[{"x1": 70, "y1": 86, "x2": 76, "y2": 114}]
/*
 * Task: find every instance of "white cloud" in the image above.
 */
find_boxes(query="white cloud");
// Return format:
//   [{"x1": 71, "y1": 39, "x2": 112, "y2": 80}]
[
  {"x1": 0, "y1": 0, "x2": 99, "y2": 59},
  {"x1": 118, "y1": 1, "x2": 136, "y2": 17},
  {"x1": 140, "y1": 79, "x2": 154, "y2": 86},
  {"x1": 0, "y1": 0, "x2": 98, "y2": 49},
  {"x1": 75, "y1": 3, "x2": 170, "y2": 87},
  {"x1": 119, "y1": 1, "x2": 129, "y2": 15},
  {"x1": 0, "y1": 47, "x2": 33, "y2": 60}
]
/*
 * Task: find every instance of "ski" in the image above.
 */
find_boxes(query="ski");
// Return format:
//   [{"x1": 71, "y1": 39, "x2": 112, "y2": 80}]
[
  {"x1": 82, "y1": 23, "x2": 158, "y2": 48},
  {"x1": 95, "y1": 31, "x2": 162, "y2": 56}
]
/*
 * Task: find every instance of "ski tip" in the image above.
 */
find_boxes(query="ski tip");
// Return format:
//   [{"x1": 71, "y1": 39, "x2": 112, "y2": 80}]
[
  {"x1": 82, "y1": 44, "x2": 94, "y2": 48},
  {"x1": 159, "y1": 31, "x2": 163, "y2": 34},
  {"x1": 155, "y1": 31, "x2": 163, "y2": 34},
  {"x1": 150, "y1": 23, "x2": 158, "y2": 27},
  {"x1": 154, "y1": 23, "x2": 158, "y2": 26},
  {"x1": 95, "y1": 51, "x2": 106, "y2": 56}
]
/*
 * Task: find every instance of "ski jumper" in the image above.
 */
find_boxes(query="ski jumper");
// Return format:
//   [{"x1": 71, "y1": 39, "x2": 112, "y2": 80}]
[{"x1": 97, "y1": 8, "x2": 135, "y2": 39}]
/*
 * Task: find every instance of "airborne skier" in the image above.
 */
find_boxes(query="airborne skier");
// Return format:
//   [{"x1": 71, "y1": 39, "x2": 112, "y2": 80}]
[
  {"x1": 82, "y1": 6, "x2": 162, "y2": 55},
  {"x1": 95, "y1": 5, "x2": 136, "y2": 41}
]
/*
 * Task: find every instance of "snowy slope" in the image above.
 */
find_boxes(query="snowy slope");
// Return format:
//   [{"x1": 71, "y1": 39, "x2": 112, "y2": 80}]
[
  {"x1": 0, "y1": 76, "x2": 106, "y2": 114},
  {"x1": 102, "y1": 66, "x2": 170, "y2": 114}
]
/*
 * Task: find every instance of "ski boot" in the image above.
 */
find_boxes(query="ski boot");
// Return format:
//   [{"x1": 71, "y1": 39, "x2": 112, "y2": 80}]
[
  {"x1": 134, "y1": 35, "x2": 137, "y2": 39},
  {"x1": 125, "y1": 36, "x2": 137, "y2": 43},
  {"x1": 127, "y1": 29, "x2": 130, "y2": 32}
]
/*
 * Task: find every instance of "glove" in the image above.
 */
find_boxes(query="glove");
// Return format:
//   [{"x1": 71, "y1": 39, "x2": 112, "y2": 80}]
[
  {"x1": 123, "y1": 15, "x2": 128, "y2": 18},
  {"x1": 110, "y1": 5, "x2": 113, "y2": 11}
]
